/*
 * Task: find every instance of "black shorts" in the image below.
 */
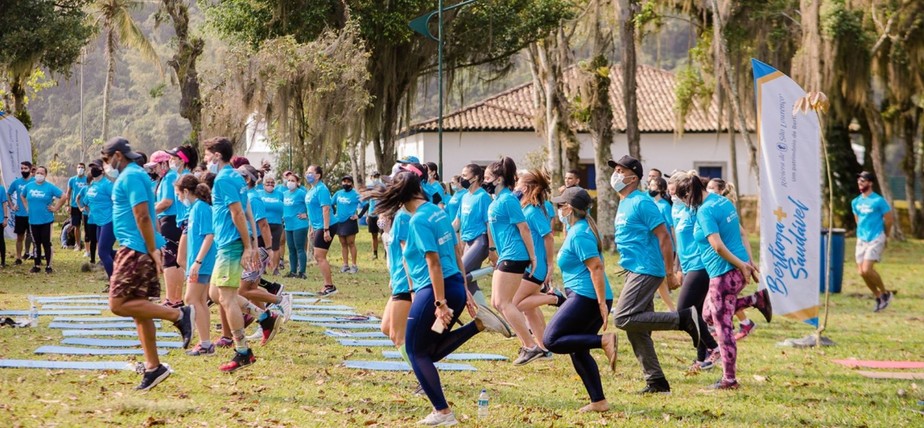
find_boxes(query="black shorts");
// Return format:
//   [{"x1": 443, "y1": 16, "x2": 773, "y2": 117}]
[
  {"x1": 311, "y1": 223, "x2": 339, "y2": 250},
  {"x1": 337, "y1": 219, "x2": 359, "y2": 237},
  {"x1": 523, "y1": 272, "x2": 544, "y2": 285},
  {"x1": 14, "y1": 216, "x2": 29, "y2": 235},
  {"x1": 69, "y1": 207, "x2": 85, "y2": 230},
  {"x1": 367, "y1": 216, "x2": 380, "y2": 234},
  {"x1": 157, "y1": 215, "x2": 181, "y2": 268},
  {"x1": 497, "y1": 259, "x2": 530, "y2": 274},
  {"x1": 391, "y1": 292, "x2": 412, "y2": 302}
]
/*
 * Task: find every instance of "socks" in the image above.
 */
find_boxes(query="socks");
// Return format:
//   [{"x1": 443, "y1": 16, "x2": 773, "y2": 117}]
[
  {"x1": 233, "y1": 329, "x2": 248, "y2": 353},
  {"x1": 145, "y1": 364, "x2": 160, "y2": 373},
  {"x1": 200, "y1": 340, "x2": 212, "y2": 348}
]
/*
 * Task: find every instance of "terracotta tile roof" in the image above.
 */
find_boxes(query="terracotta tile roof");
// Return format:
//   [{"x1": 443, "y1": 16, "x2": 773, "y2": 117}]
[{"x1": 410, "y1": 64, "x2": 752, "y2": 133}]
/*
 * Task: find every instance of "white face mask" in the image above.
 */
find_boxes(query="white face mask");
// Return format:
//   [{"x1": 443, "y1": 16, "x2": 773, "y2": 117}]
[
  {"x1": 180, "y1": 192, "x2": 193, "y2": 207},
  {"x1": 706, "y1": 188, "x2": 717, "y2": 194},
  {"x1": 208, "y1": 161, "x2": 219, "y2": 174},
  {"x1": 77, "y1": 168, "x2": 85, "y2": 176},
  {"x1": 557, "y1": 207, "x2": 570, "y2": 224},
  {"x1": 35, "y1": 174, "x2": 46, "y2": 184},
  {"x1": 672, "y1": 196, "x2": 682, "y2": 205},
  {"x1": 611, "y1": 173, "x2": 628, "y2": 192},
  {"x1": 286, "y1": 181, "x2": 297, "y2": 190}
]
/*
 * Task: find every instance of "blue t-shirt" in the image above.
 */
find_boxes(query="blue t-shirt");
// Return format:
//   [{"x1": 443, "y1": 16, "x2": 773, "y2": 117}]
[
  {"x1": 211, "y1": 165, "x2": 248, "y2": 249},
  {"x1": 523, "y1": 204, "x2": 552, "y2": 281},
  {"x1": 445, "y1": 190, "x2": 464, "y2": 222},
  {"x1": 283, "y1": 187, "x2": 309, "y2": 231},
  {"x1": 258, "y1": 187, "x2": 284, "y2": 224},
  {"x1": 23, "y1": 181, "x2": 63, "y2": 225},
  {"x1": 186, "y1": 199, "x2": 217, "y2": 277},
  {"x1": 68, "y1": 175, "x2": 88, "y2": 208},
  {"x1": 0, "y1": 185, "x2": 7, "y2": 220},
  {"x1": 156, "y1": 170, "x2": 179, "y2": 218},
  {"x1": 459, "y1": 188, "x2": 491, "y2": 241},
  {"x1": 76, "y1": 186, "x2": 88, "y2": 211},
  {"x1": 173, "y1": 169, "x2": 191, "y2": 223},
  {"x1": 85, "y1": 179, "x2": 114, "y2": 226},
  {"x1": 656, "y1": 198, "x2": 673, "y2": 228},
  {"x1": 332, "y1": 188, "x2": 361, "y2": 224},
  {"x1": 693, "y1": 193, "x2": 750, "y2": 278},
  {"x1": 246, "y1": 188, "x2": 266, "y2": 237},
  {"x1": 557, "y1": 219, "x2": 612, "y2": 300},
  {"x1": 403, "y1": 202, "x2": 460, "y2": 291},
  {"x1": 852, "y1": 192, "x2": 891, "y2": 242},
  {"x1": 305, "y1": 182, "x2": 332, "y2": 230},
  {"x1": 9, "y1": 177, "x2": 34, "y2": 217},
  {"x1": 544, "y1": 200, "x2": 555, "y2": 220},
  {"x1": 388, "y1": 210, "x2": 411, "y2": 294},
  {"x1": 424, "y1": 181, "x2": 446, "y2": 205},
  {"x1": 614, "y1": 190, "x2": 666, "y2": 277},
  {"x1": 112, "y1": 163, "x2": 165, "y2": 253},
  {"x1": 672, "y1": 203, "x2": 704, "y2": 273},
  {"x1": 488, "y1": 187, "x2": 529, "y2": 261}
]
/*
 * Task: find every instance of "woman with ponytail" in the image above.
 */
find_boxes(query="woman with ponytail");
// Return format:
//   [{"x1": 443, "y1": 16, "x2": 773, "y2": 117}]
[
  {"x1": 175, "y1": 175, "x2": 216, "y2": 356},
  {"x1": 453, "y1": 163, "x2": 493, "y2": 307},
  {"x1": 543, "y1": 186, "x2": 617, "y2": 412},
  {"x1": 368, "y1": 162, "x2": 511, "y2": 426}
]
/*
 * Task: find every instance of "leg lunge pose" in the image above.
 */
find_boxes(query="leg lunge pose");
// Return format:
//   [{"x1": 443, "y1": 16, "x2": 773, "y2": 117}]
[{"x1": 376, "y1": 213, "x2": 413, "y2": 366}]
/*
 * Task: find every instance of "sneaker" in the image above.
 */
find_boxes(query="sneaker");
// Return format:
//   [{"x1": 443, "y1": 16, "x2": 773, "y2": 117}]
[
  {"x1": 679, "y1": 307, "x2": 702, "y2": 348},
  {"x1": 186, "y1": 343, "x2": 216, "y2": 356},
  {"x1": 637, "y1": 378, "x2": 671, "y2": 394},
  {"x1": 259, "y1": 278, "x2": 284, "y2": 296},
  {"x1": 45, "y1": 266, "x2": 54, "y2": 274},
  {"x1": 318, "y1": 285, "x2": 338, "y2": 297},
  {"x1": 541, "y1": 350, "x2": 554, "y2": 360},
  {"x1": 735, "y1": 320, "x2": 756, "y2": 341},
  {"x1": 14, "y1": 259, "x2": 22, "y2": 265},
  {"x1": 243, "y1": 313, "x2": 256, "y2": 329},
  {"x1": 474, "y1": 304, "x2": 513, "y2": 338},
  {"x1": 873, "y1": 296, "x2": 883, "y2": 312},
  {"x1": 416, "y1": 411, "x2": 458, "y2": 426},
  {"x1": 296, "y1": 273, "x2": 307, "y2": 279},
  {"x1": 755, "y1": 289, "x2": 772, "y2": 322},
  {"x1": 259, "y1": 313, "x2": 280, "y2": 345},
  {"x1": 340, "y1": 265, "x2": 350, "y2": 273},
  {"x1": 219, "y1": 349, "x2": 256, "y2": 373},
  {"x1": 215, "y1": 336, "x2": 233, "y2": 348},
  {"x1": 277, "y1": 294, "x2": 293, "y2": 321},
  {"x1": 879, "y1": 291, "x2": 894, "y2": 311},
  {"x1": 173, "y1": 306, "x2": 196, "y2": 349},
  {"x1": 372, "y1": 253, "x2": 378, "y2": 260},
  {"x1": 272, "y1": 267, "x2": 280, "y2": 276},
  {"x1": 247, "y1": 328, "x2": 264, "y2": 341},
  {"x1": 706, "y1": 378, "x2": 740, "y2": 390},
  {"x1": 513, "y1": 346, "x2": 546, "y2": 366},
  {"x1": 284, "y1": 272, "x2": 297, "y2": 278},
  {"x1": 550, "y1": 288, "x2": 566, "y2": 307},
  {"x1": 135, "y1": 364, "x2": 172, "y2": 391},
  {"x1": 29, "y1": 266, "x2": 41, "y2": 273},
  {"x1": 349, "y1": 265, "x2": 359, "y2": 274},
  {"x1": 412, "y1": 383, "x2": 425, "y2": 396}
]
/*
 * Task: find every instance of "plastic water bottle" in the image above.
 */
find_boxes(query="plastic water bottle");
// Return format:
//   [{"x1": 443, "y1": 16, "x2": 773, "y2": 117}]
[
  {"x1": 28, "y1": 296, "x2": 38, "y2": 328},
  {"x1": 477, "y1": 389, "x2": 489, "y2": 419}
]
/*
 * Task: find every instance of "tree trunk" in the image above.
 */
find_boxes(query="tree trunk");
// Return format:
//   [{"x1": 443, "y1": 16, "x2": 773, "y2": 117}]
[
  {"x1": 9, "y1": 77, "x2": 30, "y2": 129},
  {"x1": 863, "y1": 99, "x2": 903, "y2": 239},
  {"x1": 102, "y1": 27, "x2": 115, "y2": 141},
  {"x1": 917, "y1": 111, "x2": 924, "y2": 236},
  {"x1": 529, "y1": 37, "x2": 565, "y2": 187},
  {"x1": 903, "y1": 113, "x2": 919, "y2": 237},
  {"x1": 619, "y1": 0, "x2": 641, "y2": 160},
  {"x1": 586, "y1": 0, "x2": 616, "y2": 251},
  {"x1": 163, "y1": 0, "x2": 204, "y2": 146}
]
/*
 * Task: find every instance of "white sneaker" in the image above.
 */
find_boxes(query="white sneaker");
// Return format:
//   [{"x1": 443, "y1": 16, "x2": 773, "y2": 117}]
[
  {"x1": 247, "y1": 327, "x2": 263, "y2": 341},
  {"x1": 475, "y1": 304, "x2": 513, "y2": 338},
  {"x1": 279, "y1": 293, "x2": 293, "y2": 321},
  {"x1": 417, "y1": 411, "x2": 458, "y2": 426}
]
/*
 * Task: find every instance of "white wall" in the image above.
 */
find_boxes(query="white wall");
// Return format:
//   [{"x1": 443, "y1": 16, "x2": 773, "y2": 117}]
[
  {"x1": 392, "y1": 131, "x2": 759, "y2": 195},
  {"x1": 243, "y1": 116, "x2": 279, "y2": 168}
]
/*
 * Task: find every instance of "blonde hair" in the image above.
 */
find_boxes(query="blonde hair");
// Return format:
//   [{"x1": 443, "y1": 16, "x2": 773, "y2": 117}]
[{"x1": 709, "y1": 178, "x2": 738, "y2": 205}]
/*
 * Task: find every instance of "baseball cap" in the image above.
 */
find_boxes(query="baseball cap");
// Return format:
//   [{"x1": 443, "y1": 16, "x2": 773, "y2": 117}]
[
  {"x1": 101, "y1": 137, "x2": 142, "y2": 160},
  {"x1": 857, "y1": 171, "x2": 876, "y2": 182},
  {"x1": 551, "y1": 187, "x2": 593, "y2": 211},
  {"x1": 396, "y1": 155, "x2": 420, "y2": 164},
  {"x1": 149, "y1": 150, "x2": 171, "y2": 164},
  {"x1": 607, "y1": 155, "x2": 644, "y2": 179},
  {"x1": 236, "y1": 164, "x2": 260, "y2": 183}
]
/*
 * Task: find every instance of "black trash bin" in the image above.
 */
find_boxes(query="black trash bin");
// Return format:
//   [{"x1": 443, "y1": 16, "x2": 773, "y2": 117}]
[{"x1": 819, "y1": 228, "x2": 845, "y2": 293}]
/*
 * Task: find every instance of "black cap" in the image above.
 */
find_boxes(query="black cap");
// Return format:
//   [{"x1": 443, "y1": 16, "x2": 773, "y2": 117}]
[
  {"x1": 342, "y1": 175, "x2": 354, "y2": 183},
  {"x1": 551, "y1": 187, "x2": 593, "y2": 211},
  {"x1": 102, "y1": 137, "x2": 142, "y2": 160},
  {"x1": 607, "y1": 155, "x2": 643, "y2": 179},
  {"x1": 857, "y1": 171, "x2": 875, "y2": 182}
]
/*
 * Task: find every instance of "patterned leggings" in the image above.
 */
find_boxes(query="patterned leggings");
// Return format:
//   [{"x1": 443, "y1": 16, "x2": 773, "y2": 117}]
[{"x1": 702, "y1": 269, "x2": 760, "y2": 382}]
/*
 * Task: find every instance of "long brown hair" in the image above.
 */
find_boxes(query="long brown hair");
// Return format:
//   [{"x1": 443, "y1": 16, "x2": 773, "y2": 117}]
[
  {"x1": 675, "y1": 171, "x2": 708, "y2": 209},
  {"x1": 518, "y1": 169, "x2": 551, "y2": 212},
  {"x1": 176, "y1": 174, "x2": 212, "y2": 205},
  {"x1": 363, "y1": 162, "x2": 426, "y2": 218},
  {"x1": 571, "y1": 206, "x2": 603, "y2": 253},
  {"x1": 486, "y1": 156, "x2": 517, "y2": 188}
]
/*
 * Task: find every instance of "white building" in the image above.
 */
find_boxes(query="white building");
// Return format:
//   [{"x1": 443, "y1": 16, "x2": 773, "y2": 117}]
[
  {"x1": 242, "y1": 115, "x2": 279, "y2": 169},
  {"x1": 395, "y1": 65, "x2": 759, "y2": 195}
]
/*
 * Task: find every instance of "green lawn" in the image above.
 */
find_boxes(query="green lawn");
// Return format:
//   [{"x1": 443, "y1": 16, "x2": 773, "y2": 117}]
[{"x1": 1, "y1": 232, "x2": 922, "y2": 427}]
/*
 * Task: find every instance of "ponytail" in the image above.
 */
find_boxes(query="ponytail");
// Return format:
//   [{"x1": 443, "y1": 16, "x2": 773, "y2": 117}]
[
  {"x1": 176, "y1": 174, "x2": 212, "y2": 205},
  {"x1": 572, "y1": 207, "x2": 603, "y2": 253},
  {"x1": 363, "y1": 163, "x2": 426, "y2": 218},
  {"x1": 487, "y1": 156, "x2": 517, "y2": 188},
  {"x1": 519, "y1": 169, "x2": 551, "y2": 212},
  {"x1": 195, "y1": 183, "x2": 212, "y2": 205},
  {"x1": 676, "y1": 171, "x2": 707, "y2": 209}
]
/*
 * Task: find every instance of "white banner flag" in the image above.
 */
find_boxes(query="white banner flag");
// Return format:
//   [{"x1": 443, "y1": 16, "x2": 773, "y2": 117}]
[
  {"x1": 0, "y1": 113, "x2": 33, "y2": 239},
  {"x1": 752, "y1": 59, "x2": 821, "y2": 326}
]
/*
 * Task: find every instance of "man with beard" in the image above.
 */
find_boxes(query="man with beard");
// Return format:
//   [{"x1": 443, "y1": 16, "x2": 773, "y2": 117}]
[{"x1": 851, "y1": 171, "x2": 894, "y2": 312}]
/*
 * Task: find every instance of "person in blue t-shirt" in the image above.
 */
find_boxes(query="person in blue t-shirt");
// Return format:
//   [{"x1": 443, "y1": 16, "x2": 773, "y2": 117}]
[
  {"x1": 332, "y1": 175, "x2": 362, "y2": 274},
  {"x1": 81, "y1": 160, "x2": 116, "y2": 279},
  {"x1": 452, "y1": 163, "x2": 492, "y2": 307},
  {"x1": 165, "y1": 145, "x2": 197, "y2": 301},
  {"x1": 444, "y1": 175, "x2": 464, "y2": 223},
  {"x1": 675, "y1": 171, "x2": 772, "y2": 390},
  {"x1": 423, "y1": 162, "x2": 447, "y2": 208},
  {"x1": 647, "y1": 176, "x2": 677, "y2": 312},
  {"x1": 174, "y1": 174, "x2": 217, "y2": 356},
  {"x1": 360, "y1": 171, "x2": 385, "y2": 260},
  {"x1": 9, "y1": 161, "x2": 36, "y2": 264},
  {"x1": 304, "y1": 165, "x2": 337, "y2": 296},
  {"x1": 21, "y1": 166, "x2": 65, "y2": 273},
  {"x1": 608, "y1": 155, "x2": 700, "y2": 394},
  {"x1": 485, "y1": 157, "x2": 537, "y2": 361},
  {"x1": 148, "y1": 150, "x2": 186, "y2": 308},
  {"x1": 378, "y1": 210, "x2": 412, "y2": 363},
  {"x1": 102, "y1": 137, "x2": 194, "y2": 391},
  {"x1": 63, "y1": 163, "x2": 89, "y2": 252},
  {"x1": 366, "y1": 162, "x2": 511, "y2": 426},
  {"x1": 0, "y1": 182, "x2": 7, "y2": 266},
  {"x1": 258, "y1": 173, "x2": 286, "y2": 275},
  {"x1": 851, "y1": 171, "x2": 895, "y2": 312},
  {"x1": 544, "y1": 186, "x2": 616, "y2": 413},
  {"x1": 283, "y1": 174, "x2": 309, "y2": 278},
  {"x1": 75, "y1": 174, "x2": 98, "y2": 269},
  {"x1": 509, "y1": 169, "x2": 565, "y2": 365}
]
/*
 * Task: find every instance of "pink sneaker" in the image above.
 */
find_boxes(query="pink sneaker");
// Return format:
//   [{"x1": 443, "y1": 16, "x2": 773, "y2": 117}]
[
  {"x1": 215, "y1": 336, "x2": 234, "y2": 348},
  {"x1": 735, "y1": 321, "x2": 755, "y2": 340}
]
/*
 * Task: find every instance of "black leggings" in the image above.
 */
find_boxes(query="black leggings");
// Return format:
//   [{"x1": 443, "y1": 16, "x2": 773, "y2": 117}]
[
  {"x1": 30, "y1": 222, "x2": 53, "y2": 267},
  {"x1": 85, "y1": 223, "x2": 98, "y2": 264},
  {"x1": 543, "y1": 289, "x2": 612, "y2": 403},
  {"x1": 0, "y1": 226, "x2": 5, "y2": 265},
  {"x1": 676, "y1": 269, "x2": 719, "y2": 360}
]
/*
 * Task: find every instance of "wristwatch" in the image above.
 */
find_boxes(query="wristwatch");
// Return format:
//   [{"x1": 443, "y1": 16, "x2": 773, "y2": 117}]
[
  {"x1": 434, "y1": 299, "x2": 447, "y2": 308},
  {"x1": 194, "y1": 260, "x2": 202, "y2": 265},
  {"x1": 488, "y1": 247, "x2": 497, "y2": 252}
]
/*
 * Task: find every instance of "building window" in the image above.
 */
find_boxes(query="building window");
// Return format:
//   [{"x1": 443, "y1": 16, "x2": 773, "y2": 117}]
[{"x1": 694, "y1": 162, "x2": 726, "y2": 181}]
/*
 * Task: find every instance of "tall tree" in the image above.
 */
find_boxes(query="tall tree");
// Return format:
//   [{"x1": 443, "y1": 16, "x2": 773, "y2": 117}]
[
  {"x1": 157, "y1": 0, "x2": 204, "y2": 145},
  {"x1": 617, "y1": 0, "x2": 641, "y2": 160}
]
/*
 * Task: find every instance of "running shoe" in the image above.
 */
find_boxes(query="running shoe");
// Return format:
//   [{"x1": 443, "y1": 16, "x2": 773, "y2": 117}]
[
  {"x1": 247, "y1": 327, "x2": 264, "y2": 341},
  {"x1": 186, "y1": 343, "x2": 216, "y2": 356},
  {"x1": 541, "y1": 350, "x2": 554, "y2": 360},
  {"x1": 349, "y1": 265, "x2": 359, "y2": 274},
  {"x1": 215, "y1": 336, "x2": 233, "y2": 348},
  {"x1": 735, "y1": 320, "x2": 756, "y2": 340},
  {"x1": 135, "y1": 364, "x2": 172, "y2": 391},
  {"x1": 277, "y1": 293, "x2": 293, "y2": 321},
  {"x1": 243, "y1": 313, "x2": 256, "y2": 329},
  {"x1": 340, "y1": 265, "x2": 350, "y2": 273},
  {"x1": 550, "y1": 288, "x2": 566, "y2": 307},
  {"x1": 45, "y1": 266, "x2": 54, "y2": 274},
  {"x1": 272, "y1": 267, "x2": 280, "y2": 276},
  {"x1": 416, "y1": 411, "x2": 458, "y2": 426},
  {"x1": 14, "y1": 259, "x2": 22, "y2": 265},
  {"x1": 706, "y1": 379, "x2": 740, "y2": 390},
  {"x1": 318, "y1": 285, "x2": 338, "y2": 297},
  {"x1": 474, "y1": 304, "x2": 513, "y2": 338},
  {"x1": 637, "y1": 378, "x2": 671, "y2": 394},
  {"x1": 755, "y1": 289, "x2": 773, "y2": 322},
  {"x1": 219, "y1": 349, "x2": 256, "y2": 373},
  {"x1": 513, "y1": 346, "x2": 547, "y2": 366},
  {"x1": 296, "y1": 273, "x2": 307, "y2": 279},
  {"x1": 259, "y1": 278, "x2": 284, "y2": 296},
  {"x1": 29, "y1": 266, "x2": 40, "y2": 274},
  {"x1": 173, "y1": 306, "x2": 196, "y2": 349},
  {"x1": 284, "y1": 272, "x2": 297, "y2": 278},
  {"x1": 879, "y1": 291, "x2": 894, "y2": 311},
  {"x1": 259, "y1": 313, "x2": 280, "y2": 345}
]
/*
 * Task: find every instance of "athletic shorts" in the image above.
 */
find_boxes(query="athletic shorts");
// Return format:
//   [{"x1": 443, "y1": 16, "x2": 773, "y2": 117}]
[
  {"x1": 311, "y1": 223, "x2": 339, "y2": 250},
  {"x1": 267, "y1": 223, "x2": 284, "y2": 251},
  {"x1": 109, "y1": 248, "x2": 160, "y2": 299},
  {"x1": 157, "y1": 215, "x2": 181, "y2": 268},
  {"x1": 856, "y1": 234, "x2": 886, "y2": 264},
  {"x1": 497, "y1": 259, "x2": 530, "y2": 274},
  {"x1": 337, "y1": 219, "x2": 359, "y2": 237},
  {"x1": 14, "y1": 216, "x2": 29, "y2": 235},
  {"x1": 187, "y1": 273, "x2": 211, "y2": 285},
  {"x1": 367, "y1": 216, "x2": 380, "y2": 234},
  {"x1": 391, "y1": 292, "x2": 412, "y2": 302},
  {"x1": 523, "y1": 272, "x2": 544, "y2": 285},
  {"x1": 211, "y1": 241, "x2": 244, "y2": 288},
  {"x1": 69, "y1": 207, "x2": 85, "y2": 231}
]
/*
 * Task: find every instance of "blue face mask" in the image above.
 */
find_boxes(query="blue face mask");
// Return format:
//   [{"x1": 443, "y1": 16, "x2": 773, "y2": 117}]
[
  {"x1": 513, "y1": 190, "x2": 524, "y2": 200},
  {"x1": 305, "y1": 173, "x2": 317, "y2": 184}
]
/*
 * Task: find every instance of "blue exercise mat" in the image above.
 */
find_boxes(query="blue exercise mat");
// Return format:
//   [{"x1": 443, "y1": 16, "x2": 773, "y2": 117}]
[
  {"x1": 40, "y1": 305, "x2": 109, "y2": 310},
  {"x1": 294, "y1": 310, "x2": 360, "y2": 316},
  {"x1": 35, "y1": 295, "x2": 106, "y2": 301},
  {"x1": 338, "y1": 339, "x2": 394, "y2": 347},
  {"x1": 53, "y1": 317, "x2": 133, "y2": 322},
  {"x1": 49, "y1": 322, "x2": 159, "y2": 330},
  {"x1": 292, "y1": 298, "x2": 332, "y2": 304},
  {"x1": 292, "y1": 315, "x2": 378, "y2": 323},
  {"x1": 342, "y1": 360, "x2": 476, "y2": 372},
  {"x1": 287, "y1": 291, "x2": 318, "y2": 296},
  {"x1": 0, "y1": 310, "x2": 101, "y2": 316},
  {"x1": 313, "y1": 322, "x2": 381, "y2": 330},
  {"x1": 293, "y1": 304, "x2": 354, "y2": 311},
  {"x1": 382, "y1": 350, "x2": 508, "y2": 361},
  {"x1": 0, "y1": 359, "x2": 132, "y2": 371},
  {"x1": 37, "y1": 299, "x2": 108, "y2": 305},
  {"x1": 324, "y1": 330, "x2": 387, "y2": 338},
  {"x1": 62, "y1": 329, "x2": 179, "y2": 338},
  {"x1": 61, "y1": 338, "x2": 182, "y2": 349},
  {"x1": 35, "y1": 345, "x2": 167, "y2": 356}
]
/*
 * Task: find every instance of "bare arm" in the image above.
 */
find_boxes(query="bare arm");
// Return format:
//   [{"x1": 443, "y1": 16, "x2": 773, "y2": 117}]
[
  {"x1": 707, "y1": 233, "x2": 758, "y2": 283},
  {"x1": 884, "y1": 211, "x2": 894, "y2": 239},
  {"x1": 653, "y1": 224, "x2": 675, "y2": 286},
  {"x1": 585, "y1": 256, "x2": 609, "y2": 332},
  {"x1": 132, "y1": 201, "x2": 161, "y2": 271},
  {"x1": 542, "y1": 233, "x2": 554, "y2": 285},
  {"x1": 155, "y1": 198, "x2": 173, "y2": 214}
]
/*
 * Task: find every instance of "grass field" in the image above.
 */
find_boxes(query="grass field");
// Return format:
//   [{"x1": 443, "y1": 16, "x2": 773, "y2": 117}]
[{"x1": 0, "y1": 232, "x2": 922, "y2": 427}]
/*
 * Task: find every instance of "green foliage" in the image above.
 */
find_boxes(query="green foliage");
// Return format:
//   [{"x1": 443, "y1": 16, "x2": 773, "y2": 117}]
[
  {"x1": 0, "y1": 0, "x2": 94, "y2": 78},
  {"x1": 203, "y1": 0, "x2": 337, "y2": 48}
]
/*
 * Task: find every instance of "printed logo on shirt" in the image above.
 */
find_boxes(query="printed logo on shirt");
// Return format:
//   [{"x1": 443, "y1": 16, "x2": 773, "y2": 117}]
[
  {"x1": 615, "y1": 212, "x2": 628, "y2": 227},
  {"x1": 856, "y1": 203, "x2": 875, "y2": 215},
  {"x1": 438, "y1": 232, "x2": 453, "y2": 245},
  {"x1": 28, "y1": 189, "x2": 48, "y2": 199}
]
